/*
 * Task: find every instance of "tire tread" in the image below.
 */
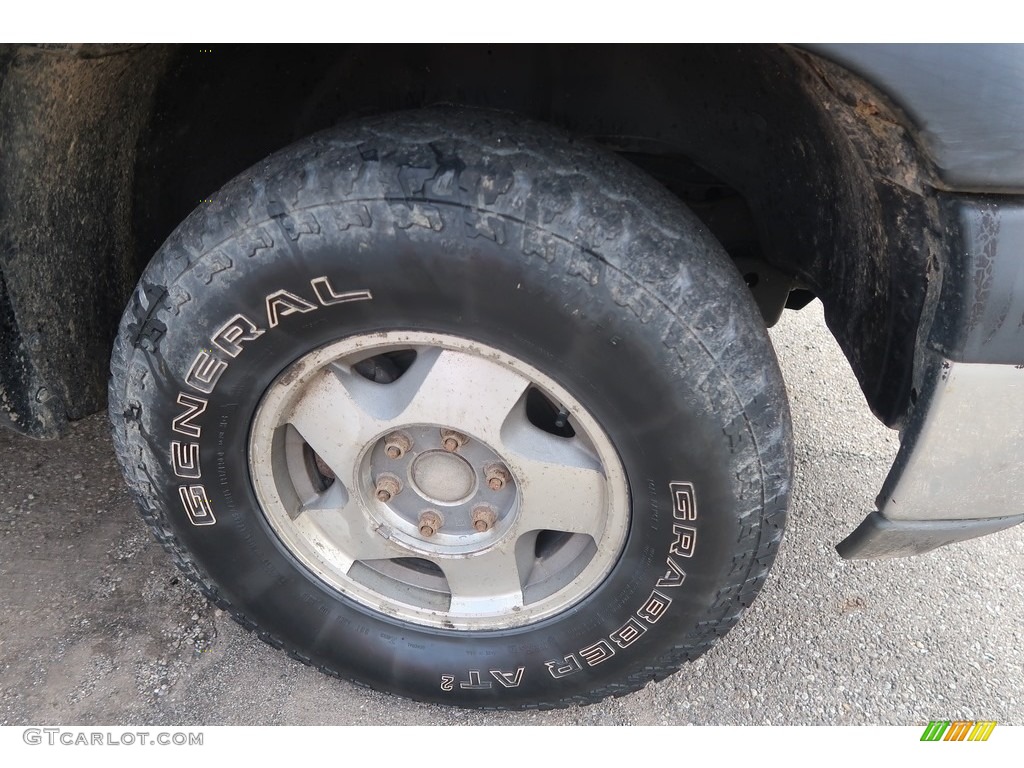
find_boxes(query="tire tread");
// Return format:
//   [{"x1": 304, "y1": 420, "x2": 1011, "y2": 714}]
[{"x1": 109, "y1": 107, "x2": 792, "y2": 709}]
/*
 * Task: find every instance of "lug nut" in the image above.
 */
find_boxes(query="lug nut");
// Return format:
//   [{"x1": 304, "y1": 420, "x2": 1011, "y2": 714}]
[
  {"x1": 374, "y1": 474, "x2": 401, "y2": 503},
  {"x1": 383, "y1": 432, "x2": 412, "y2": 459},
  {"x1": 440, "y1": 429, "x2": 468, "y2": 452},
  {"x1": 472, "y1": 506, "x2": 497, "y2": 533},
  {"x1": 485, "y1": 464, "x2": 511, "y2": 491},
  {"x1": 418, "y1": 510, "x2": 442, "y2": 538}
]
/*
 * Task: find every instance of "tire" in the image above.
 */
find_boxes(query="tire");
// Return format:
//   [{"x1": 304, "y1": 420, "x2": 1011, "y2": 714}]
[{"x1": 109, "y1": 108, "x2": 792, "y2": 709}]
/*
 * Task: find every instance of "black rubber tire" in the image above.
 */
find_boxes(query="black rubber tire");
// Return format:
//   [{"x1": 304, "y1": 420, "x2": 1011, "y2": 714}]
[{"x1": 109, "y1": 107, "x2": 792, "y2": 710}]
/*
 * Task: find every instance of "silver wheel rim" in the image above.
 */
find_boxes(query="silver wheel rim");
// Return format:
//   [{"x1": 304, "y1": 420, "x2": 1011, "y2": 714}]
[{"x1": 249, "y1": 331, "x2": 629, "y2": 630}]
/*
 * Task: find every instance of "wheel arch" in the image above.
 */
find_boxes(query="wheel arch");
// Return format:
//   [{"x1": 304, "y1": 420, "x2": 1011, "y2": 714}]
[{"x1": 0, "y1": 43, "x2": 942, "y2": 436}]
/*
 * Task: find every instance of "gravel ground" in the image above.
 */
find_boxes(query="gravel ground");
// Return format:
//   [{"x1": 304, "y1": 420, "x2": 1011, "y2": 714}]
[{"x1": 1, "y1": 300, "x2": 1021, "y2": 725}]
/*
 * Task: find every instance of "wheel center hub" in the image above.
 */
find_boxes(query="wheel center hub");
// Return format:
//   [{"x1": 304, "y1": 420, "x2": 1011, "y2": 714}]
[{"x1": 410, "y1": 450, "x2": 476, "y2": 505}]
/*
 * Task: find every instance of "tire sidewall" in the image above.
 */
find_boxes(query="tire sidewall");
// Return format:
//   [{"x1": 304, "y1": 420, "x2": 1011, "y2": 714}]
[{"x1": 118, "y1": 113, "x2": 786, "y2": 707}]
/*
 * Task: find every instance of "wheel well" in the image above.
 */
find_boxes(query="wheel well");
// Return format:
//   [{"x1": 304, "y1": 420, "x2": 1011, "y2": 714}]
[{"x1": 0, "y1": 43, "x2": 942, "y2": 435}]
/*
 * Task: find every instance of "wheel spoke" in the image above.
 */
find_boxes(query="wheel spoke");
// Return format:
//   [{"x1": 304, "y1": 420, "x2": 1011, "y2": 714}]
[
  {"x1": 500, "y1": 406, "x2": 607, "y2": 539},
  {"x1": 395, "y1": 347, "x2": 532, "y2": 444},
  {"x1": 440, "y1": 543, "x2": 526, "y2": 614},
  {"x1": 286, "y1": 364, "x2": 390, "y2": 489},
  {"x1": 299, "y1": 488, "x2": 404, "y2": 569}
]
